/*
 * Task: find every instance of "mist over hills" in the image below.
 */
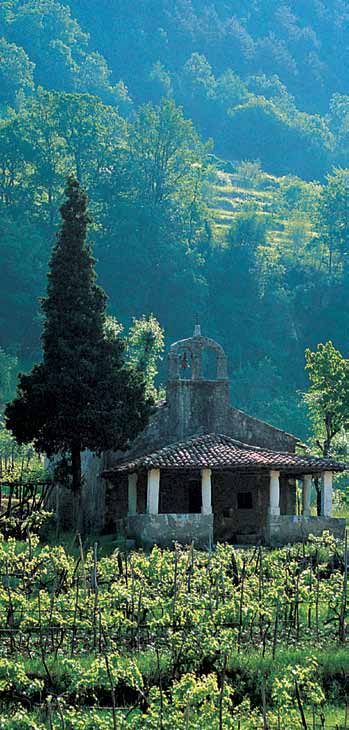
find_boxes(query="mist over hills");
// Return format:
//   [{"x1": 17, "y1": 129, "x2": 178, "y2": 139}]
[
  {"x1": 3, "y1": 0, "x2": 349, "y2": 176},
  {"x1": 72, "y1": 0, "x2": 349, "y2": 110}
]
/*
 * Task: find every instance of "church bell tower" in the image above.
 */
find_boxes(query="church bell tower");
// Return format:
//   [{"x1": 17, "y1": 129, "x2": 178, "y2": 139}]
[{"x1": 166, "y1": 323, "x2": 230, "y2": 440}]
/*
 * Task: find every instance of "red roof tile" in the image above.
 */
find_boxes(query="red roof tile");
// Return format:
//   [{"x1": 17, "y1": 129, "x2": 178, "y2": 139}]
[{"x1": 102, "y1": 433, "x2": 346, "y2": 477}]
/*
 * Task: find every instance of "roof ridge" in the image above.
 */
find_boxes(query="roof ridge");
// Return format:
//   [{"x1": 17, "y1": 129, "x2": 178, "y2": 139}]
[{"x1": 214, "y1": 433, "x2": 301, "y2": 456}]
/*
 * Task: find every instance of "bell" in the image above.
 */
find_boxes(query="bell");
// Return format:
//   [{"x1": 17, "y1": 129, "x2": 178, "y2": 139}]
[{"x1": 181, "y1": 351, "x2": 190, "y2": 369}]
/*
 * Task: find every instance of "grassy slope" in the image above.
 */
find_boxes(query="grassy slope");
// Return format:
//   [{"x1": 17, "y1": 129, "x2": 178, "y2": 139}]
[{"x1": 208, "y1": 169, "x2": 317, "y2": 253}]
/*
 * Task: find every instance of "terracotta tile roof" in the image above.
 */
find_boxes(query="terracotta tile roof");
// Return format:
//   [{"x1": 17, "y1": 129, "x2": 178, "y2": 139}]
[{"x1": 102, "y1": 433, "x2": 347, "y2": 477}]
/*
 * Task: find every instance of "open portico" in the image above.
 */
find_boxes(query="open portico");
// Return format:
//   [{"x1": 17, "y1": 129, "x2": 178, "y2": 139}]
[{"x1": 102, "y1": 433, "x2": 346, "y2": 548}]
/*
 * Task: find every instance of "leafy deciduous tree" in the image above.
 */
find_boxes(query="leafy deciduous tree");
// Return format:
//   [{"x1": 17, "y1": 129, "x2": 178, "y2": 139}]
[
  {"x1": 127, "y1": 314, "x2": 165, "y2": 398},
  {"x1": 317, "y1": 168, "x2": 349, "y2": 275},
  {"x1": 304, "y1": 341, "x2": 349, "y2": 457},
  {"x1": 0, "y1": 38, "x2": 34, "y2": 107}
]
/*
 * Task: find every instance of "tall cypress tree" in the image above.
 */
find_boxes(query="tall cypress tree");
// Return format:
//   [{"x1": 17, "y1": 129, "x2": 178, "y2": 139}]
[{"x1": 6, "y1": 177, "x2": 152, "y2": 500}]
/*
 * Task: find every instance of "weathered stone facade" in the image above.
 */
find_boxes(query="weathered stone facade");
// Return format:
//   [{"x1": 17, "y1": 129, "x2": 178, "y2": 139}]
[
  {"x1": 127, "y1": 514, "x2": 213, "y2": 549},
  {"x1": 266, "y1": 515, "x2": 346, "y2": 546},
  {"x1": 212, "y1": 472, "x2": 268, "y2": 543}
]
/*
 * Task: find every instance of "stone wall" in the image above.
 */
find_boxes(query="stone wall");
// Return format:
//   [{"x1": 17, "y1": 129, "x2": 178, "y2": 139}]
[
  {"x1": 266, "y1": 515, "x2": 346, "y2": 546},
  {"x1": 166, "y1": 379, "x2": 230, "y2": 441},
  {"x1": 105, "y1": 474, "x2": 128, "y2": 531},
  {"x1": 159, "y1": 471, "x2": 202, "y2": 513},
  {"x1": 127, "y1": 513, "x2": 213, "y2": 549},
  {"x1": 226, "y1": 408, "x2": 297, "y2": 452},
  {"x1": 51, "y1": 484, "x2": 74, "y2": 530},
  {"x1": 119, "y1": 404, "x2": 170, "y2": 460},
  {"x1": 213, "y1": 472, "x2": 269, "y2": 543}
]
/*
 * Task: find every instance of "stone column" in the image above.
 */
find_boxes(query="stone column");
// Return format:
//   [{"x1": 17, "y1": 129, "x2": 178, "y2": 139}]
[
  {"x1": 147, "y1": 468, "x2": 160, "y2": 515},
  {"x1": 127, "y1": 473, "x2": 138, "y2": 516},
  {"x1": 302, "y1": 474, "x2": 312, "y2": 517},
  {"x1": 321, "y1": 471, "x2": 333, "y2": 517},
  {"x1": 201, "y1": 468, "x2": 212, "y2": 515},
  {"x1": 269, "y1": 470, "x2": 280, "y2": 516}
]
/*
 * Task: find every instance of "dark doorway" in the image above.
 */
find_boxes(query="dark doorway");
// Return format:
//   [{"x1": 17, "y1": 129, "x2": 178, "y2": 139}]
[{"x1": 188, "y1": 480, "x2": 202, "y2": 513}]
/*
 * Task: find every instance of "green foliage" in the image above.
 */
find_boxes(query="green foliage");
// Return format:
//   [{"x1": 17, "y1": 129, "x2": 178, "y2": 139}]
[
  {"x1": 226, "y1": 94, "x2": 331, "y2": 178},
  {"x1": 140, "y1": 672, "x2": 234, "y2": 729},
  {"x1": 317, "y1": 168, "x2": 349, "y2": 275},
  {"x1": 272, "y1": 657, "x2": 325, "y2": 724},
  {"x1": 4, "y1": 0, "x2": 349, "y2": 446},
  {"x1": 304, "y1": 341, "x2": 349, "y2": 455},
  {"x1": 5, "y1": 178, "x2": 151, "y2": 500},
  {"x1": 0, "y1": 537, "x2": 347, "y2": 725},
  {"x1": 96, "y1": 98, "x2": 212, "y2": 337},
  {"x1": 0, "y1": 349, "x2": 18, "y2": 405},
  {"x1": 226, "y1": 209, "x2": 267, "y2": 251},
  {"x1": 129, "y1": 98, "x2": 211, "y2": 211},
  {"x1": 329, "y1": 94, "x2": 349, "y2": 162},
  {"x1": 127, "y1": 315, "x2": 165, "y2": 398},
  {"x1": 0, "y1": 658, "x2": 43, "y2": 695},
  {"x1": 234, "y1": 159, "x2": 263, "y2": 189},
  {"x1": 215, "y1": 68, "x2": 249, "y2": 108},
  {"x1": 0, "y1": 37, "x2": 34, "y2": 107},
  {"x1": 182, "y1": 53, "x2": 216, "y2": 99}
]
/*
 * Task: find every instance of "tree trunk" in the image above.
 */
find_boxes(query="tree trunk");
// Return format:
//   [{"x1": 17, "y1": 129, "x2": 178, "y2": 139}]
[
  {"x1": 71, "y1": 445, "x2": 82, "y2": 531},
  {"x1": 324, "y1": 411, "x2": 333, "y2": 457},
  {"x1": 314, "y1": 477, "x2": 321, "y2": 517}
]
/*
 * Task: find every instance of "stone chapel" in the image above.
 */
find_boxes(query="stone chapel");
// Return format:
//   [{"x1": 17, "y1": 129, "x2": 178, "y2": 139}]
[{"x1": 65, "y1": 324, "x2": 346, "y2": 547}]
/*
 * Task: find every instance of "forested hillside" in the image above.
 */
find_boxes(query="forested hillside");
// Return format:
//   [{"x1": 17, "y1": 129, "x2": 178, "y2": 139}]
[{"x1": 2, "y1": 0, "x2": 349, "y2": 438}]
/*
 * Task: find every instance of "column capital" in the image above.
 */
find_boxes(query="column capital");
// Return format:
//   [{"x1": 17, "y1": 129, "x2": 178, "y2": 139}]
[{"x1": 201, "y1": 467, "x2": 212, "y2": 477}]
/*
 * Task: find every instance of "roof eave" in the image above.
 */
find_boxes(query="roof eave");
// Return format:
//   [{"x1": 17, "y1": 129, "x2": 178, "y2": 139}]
[{"x1": 102, "y1": 463, "x2": 347, "y2": 479}]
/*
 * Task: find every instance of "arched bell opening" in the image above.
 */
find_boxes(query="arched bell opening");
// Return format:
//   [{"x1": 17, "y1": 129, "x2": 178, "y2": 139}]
[
  {"x1": 177, "y1": 347, "x2": 194, "y2": 380},
  {"x1": 167, "y1": 325, "x2": 229, "y2": 383},
  {"x1": 201, "y1": 347, "x2": 218, "y2": 380}
]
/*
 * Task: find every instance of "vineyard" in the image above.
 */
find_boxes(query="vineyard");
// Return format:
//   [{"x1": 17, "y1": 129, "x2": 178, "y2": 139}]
[{"x1": 0, "y1": 529, "x2": 348, "y2": 729}]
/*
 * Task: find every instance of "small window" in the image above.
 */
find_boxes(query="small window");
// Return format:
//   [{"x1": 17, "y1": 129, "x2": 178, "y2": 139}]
[{"x1": 237, "y1": 492, "x2": 253, "y2": 510}]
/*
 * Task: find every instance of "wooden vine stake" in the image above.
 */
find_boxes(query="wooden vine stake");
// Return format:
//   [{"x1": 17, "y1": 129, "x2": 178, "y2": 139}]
[
  {"x1": 218, "y1": 653, "x2": 228, "y2": 730},
  {"x1": 295, "y1": 679, "x2": 307, "y2": 730},
  {"x1": 339, "y1": 528, "x2": 348, "y2": 643},
  {"x1": 261, "y1": 676, "x2": 268, "y2": 730}
]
